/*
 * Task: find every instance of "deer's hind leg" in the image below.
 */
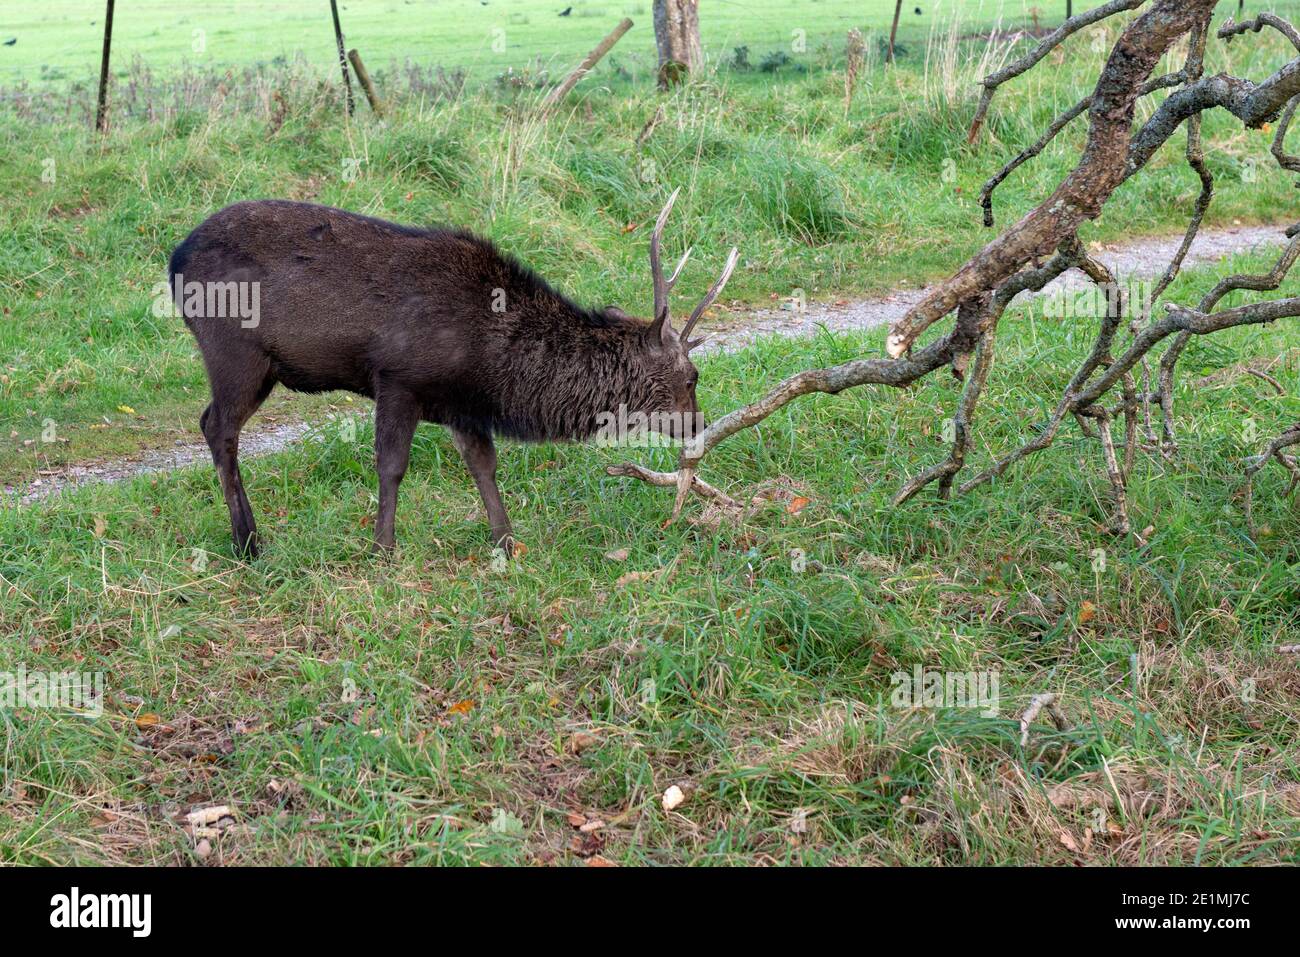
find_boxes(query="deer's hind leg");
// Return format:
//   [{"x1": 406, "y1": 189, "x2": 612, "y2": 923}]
[
  {"x1": 372, "y1": 383, "x2": 422, "y2": 553},
  {"x1": 199, "y1": 351, "x2": 276, "y2": 559}
]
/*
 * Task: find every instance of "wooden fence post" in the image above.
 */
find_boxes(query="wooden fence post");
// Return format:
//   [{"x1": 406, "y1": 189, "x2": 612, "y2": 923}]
[
  {"x1": 347, "y1": 49, "x2": 385, "y2": 116},
  {"x1": 329, "y1": 0, "x2": 355, "y2": 116},
  {"x1": 542, "y1": 18, "x2": 634, "y2": 112},
  {"x1": 887, "y1": 0, "x2": 903, "y2": 65},
  {"x1": 95, "y1": 0, "x2": 116, "y2": 132}
]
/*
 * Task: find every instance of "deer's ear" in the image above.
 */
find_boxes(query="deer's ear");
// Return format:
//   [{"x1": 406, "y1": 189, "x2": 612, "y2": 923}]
[
  {"x1": 603, "y1": 305, "x2": 633, "y2": 322},
  {"x1": 645, "y1": 308, "x2": 672, "y2": 346}
]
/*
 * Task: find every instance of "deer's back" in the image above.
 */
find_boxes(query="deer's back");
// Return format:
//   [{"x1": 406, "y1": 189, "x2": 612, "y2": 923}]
[{"x1": 171, "y1": 200, "x2": 517, "y2": 399}]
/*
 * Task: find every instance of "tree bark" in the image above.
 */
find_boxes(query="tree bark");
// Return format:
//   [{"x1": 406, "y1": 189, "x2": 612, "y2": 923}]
[{"x1": 653, "y1": 0, "x2": 702, "y2": 88}]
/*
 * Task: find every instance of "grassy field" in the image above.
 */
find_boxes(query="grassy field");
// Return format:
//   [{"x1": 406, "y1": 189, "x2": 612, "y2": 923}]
[
  {"x1": 3, "y1": 271, "x2": 1300, "y2": 865},
  {"x1": 3, "y1": 1, "x2": 1129, "y2": 87},
  {"x1": 2, "y1": 2, "x2": 1300, "y2": 865},
  {"x1": 2, "y1": 9, "x2": 1295, "y2": 483}
]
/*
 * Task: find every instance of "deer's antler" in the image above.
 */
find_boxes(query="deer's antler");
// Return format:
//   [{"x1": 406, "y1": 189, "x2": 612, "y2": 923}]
[{"x1": 647, "y1": 188, "x2": 738, "y2": 350}]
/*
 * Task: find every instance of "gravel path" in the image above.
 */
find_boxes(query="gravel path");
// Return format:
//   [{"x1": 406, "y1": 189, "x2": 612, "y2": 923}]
[
  {"x1": 694, "y1": 224, "x2": 1288, "y2": 353},
  {"x1": 5, "y1": 224, "x2": 1288, "y2": 507}
]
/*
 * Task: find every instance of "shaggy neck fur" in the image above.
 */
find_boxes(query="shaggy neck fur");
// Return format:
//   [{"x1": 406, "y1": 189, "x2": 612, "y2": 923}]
[{"x1": 482, "y1": 256, "x2": 667, "y2": 443}]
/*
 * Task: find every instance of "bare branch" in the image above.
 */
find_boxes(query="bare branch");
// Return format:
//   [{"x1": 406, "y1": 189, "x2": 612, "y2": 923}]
[
  {"x1": 1218, "y1": 13, "x2": 1300, "y2": 53},
  {"x1": 967, "y1": 0, "x2": 1147, "y2": 145},
  {"x1": 890, "y1": 1, "x2": 1220, "y2": 359},
  {"x1": 1242, "y1": 424, "x2": 1300, "y2": 534},
  {"x1": 1019, "y1": 693, "x2": 1070, "y2": 747}
]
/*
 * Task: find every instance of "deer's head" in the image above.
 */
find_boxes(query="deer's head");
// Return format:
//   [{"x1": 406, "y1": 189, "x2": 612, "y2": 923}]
[{"x1": 612, "y1": 188, "x2": 738, "y2": 444}]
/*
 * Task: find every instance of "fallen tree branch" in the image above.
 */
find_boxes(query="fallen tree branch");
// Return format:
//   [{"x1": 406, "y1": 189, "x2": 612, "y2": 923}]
[
  {"x1": 890, "y1": 1, "x2": 1222, "y2": 360},
  {"x1": 610, "y1": 1, "x2": 1300, "y2": 540},
  {"x1": 1019, "y1": 693, "x2": 1070, "y2": 747},
  {"x1": 1242, "y1": 424, "x2": 1300, "y2": 535},
  {"x1": 967, "y1": 0, "x2": 1147, "y2": 145}
]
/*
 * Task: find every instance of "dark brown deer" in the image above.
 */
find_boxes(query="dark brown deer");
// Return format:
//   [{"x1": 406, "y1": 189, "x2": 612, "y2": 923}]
[{"x1": 170, "y1": 190, "x2": 737, "y2": 558}]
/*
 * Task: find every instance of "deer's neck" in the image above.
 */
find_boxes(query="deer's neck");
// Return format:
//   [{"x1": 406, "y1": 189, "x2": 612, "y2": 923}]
[{"x1": 497, "y1": 303, "x2": 654, "y2": 443}]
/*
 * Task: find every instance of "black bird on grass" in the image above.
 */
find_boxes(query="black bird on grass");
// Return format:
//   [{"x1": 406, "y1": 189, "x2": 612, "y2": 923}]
[
  {"x1": 559, "y1": 6, "x2": 572, "y2": 15},
  {"x1": 3, "y1": 38, "x2": 16, "y2": 46}
]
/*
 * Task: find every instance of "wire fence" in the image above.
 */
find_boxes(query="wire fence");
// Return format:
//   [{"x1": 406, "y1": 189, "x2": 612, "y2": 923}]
[
  {"x1": 2, "y1": 1, "x2": 1128, "y2": 90},
  {"x1": 3, "y1": 1, "x2": 1297, "y2": 122}
]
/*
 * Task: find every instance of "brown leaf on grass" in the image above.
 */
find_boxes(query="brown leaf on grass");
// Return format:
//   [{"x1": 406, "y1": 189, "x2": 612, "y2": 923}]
[
  {"x1": 446, "y1": 698, "x2": 475, "y2": 717},
  {"x1": 569, "y1": 832, "x2": 605, "y2": 857},
  {"x1": 786, "y1": 496, "x2": 811, "y2": 515},
  {"x1": 615, "y1": 569, "x2": 661, "y2": 587},
  {"x1": 1079, "y1": 601, "x2": 1097, "y2": 625},
  {"x1": 569, "y1": 732, "x2": 599, "y2": 754},
  {"x1": 511, "y1": 540, "x2": 528, "y2": 558},
  {"x1": 604, "y1": 548, "x2": 630, "y2": 562},
  {"x1": 134, "y1": 713, "x2": 174, "y2": 732},
  {"x1": 93, "y1": 515, "x2": 107, "y2": 538},
  {"x1": 586, "y1": 855, "x2": 617, "y2": 867},
  {"x1": 566, "y1": 812, "x2": 587, "y2": 828},
  {"x1": 1057, "y1": 829, "x2": 1081, "y2": 853}
]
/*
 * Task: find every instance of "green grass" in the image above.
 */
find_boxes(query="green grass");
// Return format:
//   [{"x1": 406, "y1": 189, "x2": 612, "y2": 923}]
[
  {"x1": 3, "y1": 2, "x2": 1300, "y2": 865},
  {"x1": 2, "y1": 263, "x2": 1299, "y2": 864},
  {"x1": 1, "y1": 1, "x2": 1141, "y2": 87},
  {"x1": 2, "y1": 9, "x2": 1297, "y2": 484}
]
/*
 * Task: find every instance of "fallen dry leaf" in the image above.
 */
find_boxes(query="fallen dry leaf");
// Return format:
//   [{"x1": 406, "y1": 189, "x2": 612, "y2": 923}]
[
  {"x1": 1079, "y1": 600, "x2": 1097, "y2": 625},
  {"x1": 569, "y1": 732, "x2": 599, "y2": 754},
  {"x1": 604, "y1": 548, "x2": 630, "y2": 562},
  {"x1": 446, "y1": 698, "x2": 475, "y2": 716},
  {"x1": 186, "y1": 805, "x2": 234, "y2": 828},
  {"x1": 786, "y1": 496, "x2": 811, "y2": 515},
  {"x1": 616, "y1": 569, "x2": 661, "y2": 586}
]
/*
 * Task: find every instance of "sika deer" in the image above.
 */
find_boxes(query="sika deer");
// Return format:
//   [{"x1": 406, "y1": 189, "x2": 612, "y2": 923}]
[{"x1": 170, "y1": 190, "x2": 737, "y2": 558}]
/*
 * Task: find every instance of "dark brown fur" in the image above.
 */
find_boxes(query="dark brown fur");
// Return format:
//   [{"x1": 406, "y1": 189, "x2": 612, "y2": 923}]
[{"x1": 171, "y1": 200, "x2": 703, "y2": 557}]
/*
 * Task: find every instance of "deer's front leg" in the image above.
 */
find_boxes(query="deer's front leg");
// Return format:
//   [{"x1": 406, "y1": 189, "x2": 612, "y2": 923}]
[{"x1": 451, "y1": 428, "x2": 513, "y2": 553}]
